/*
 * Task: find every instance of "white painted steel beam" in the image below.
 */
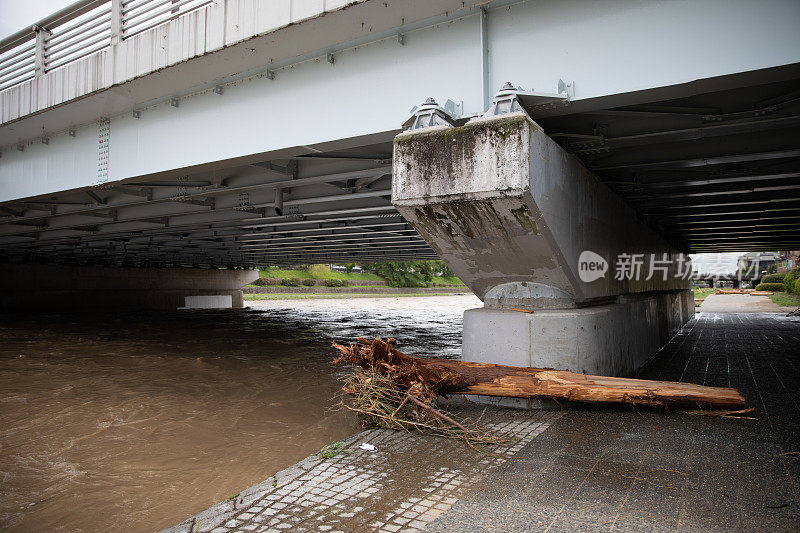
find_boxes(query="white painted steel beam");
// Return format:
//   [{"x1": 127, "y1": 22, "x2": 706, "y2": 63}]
[
  {"x1": 1, "y1": 0, "x2": 800, "y2": 264},
  {"x1": 2, "y1": 0, "x2": 799, "y2": 202}
]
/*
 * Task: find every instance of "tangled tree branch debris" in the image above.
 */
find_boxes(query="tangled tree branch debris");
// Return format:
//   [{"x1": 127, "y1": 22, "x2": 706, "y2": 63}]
[
  {"x1": 339, "y1": 369, "x2": 509, "y2": 445},
  {"x1": 333, "y1": 337, "x2": 746, "y2": 412}
]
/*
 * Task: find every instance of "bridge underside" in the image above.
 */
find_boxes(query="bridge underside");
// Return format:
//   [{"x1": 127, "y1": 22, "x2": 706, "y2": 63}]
[
  {"x1": 0, "y1": 141, "x2": 434, "y2": 267},
  {"x1": 536, "y1": 71, "x2": 800, "y2": 254},
  {"x1": 1, "y1": 66, "x2": 799, "y2": 267}
]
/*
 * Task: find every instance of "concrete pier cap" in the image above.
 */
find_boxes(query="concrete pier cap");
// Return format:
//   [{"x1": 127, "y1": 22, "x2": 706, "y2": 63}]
[{"x1": 392, "y1": 91, "x2": 693, "y2": 378}]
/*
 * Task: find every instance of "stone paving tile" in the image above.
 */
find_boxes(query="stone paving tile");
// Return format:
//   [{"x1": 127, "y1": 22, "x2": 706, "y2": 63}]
[
  {"x1": 164, "y1": 404, "x2": 562, "y2": 532},
  {"x1": 428, "y1": 312, "x2": 800, "y2": 532}
]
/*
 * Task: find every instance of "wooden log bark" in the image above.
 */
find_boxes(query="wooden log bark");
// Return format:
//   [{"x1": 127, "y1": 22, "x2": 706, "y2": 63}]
[
  {"x1": 423, "y1": 360, "x2": 745, "y2": 409},
  {"x1": 333, "y1": 337, "x2": 746, "y2": 410}
]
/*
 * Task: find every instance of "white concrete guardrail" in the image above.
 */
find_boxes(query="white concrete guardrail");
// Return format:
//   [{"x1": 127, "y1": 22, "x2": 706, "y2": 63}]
[{"x1": 0, "y1": 0, "x2": 212, "y2": 91}]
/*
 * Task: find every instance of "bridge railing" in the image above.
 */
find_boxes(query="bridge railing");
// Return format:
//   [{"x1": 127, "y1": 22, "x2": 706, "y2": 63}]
[
  {"x1": 0, "y1": 38, "x2": 35, "y2": 91},
  {"x1": 122, "y1": 0, "x2": 213, "y2": 40},
  {"x1": 44, "y1": 3, "x2": 113, "y2": 72},
  {"x1": 0, "y1": 0, "x2": 213, "y2": 92}
]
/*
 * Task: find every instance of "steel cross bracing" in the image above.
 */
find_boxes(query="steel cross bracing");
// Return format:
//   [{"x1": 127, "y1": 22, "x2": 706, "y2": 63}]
[{"x1": 0, "y1": 150, "x2": 437, "y2": 266}]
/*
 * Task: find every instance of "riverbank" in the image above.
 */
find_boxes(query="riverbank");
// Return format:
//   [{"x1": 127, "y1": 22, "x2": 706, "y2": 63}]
[
  {"x1": 251, "y1": 266, "x2": 468, "y2": 290},
  {"x1": 247, "y1": 294, "x2": 482, "y2": 312},
  {"x1": 245, "y1": 285, "x2": 469, "y2": 295},
  {"x1": 165, "y1": 310, "x2": 800, "y2": 532},
  {"x1": 244, "y1": 292, "x2": 469, "y2": 301}
]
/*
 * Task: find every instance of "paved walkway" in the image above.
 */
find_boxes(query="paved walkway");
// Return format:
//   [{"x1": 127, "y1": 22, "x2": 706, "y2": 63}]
[
  {"x1": 699, "y1": 293, "x2": 787, "y2": 313},
  {"x1": 165, "y1": 407, "x2": 563, "y2": 532},
  {"x1": 166, "y1": 312, "x2": 800, "y2": 532},
  {"x1": 430, "y1": 312, "x2": 800, "y2": 532}
]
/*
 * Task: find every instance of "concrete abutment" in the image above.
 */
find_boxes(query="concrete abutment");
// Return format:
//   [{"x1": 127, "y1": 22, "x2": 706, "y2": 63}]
[
  {"x1": 393, "y1": 107, "x2": 693, "y2": 377},
  {"x1": 0, "y1": 263, "x2": 258, "y2": 312},
  {"x1": 463, "y1": 290, "x2": 694, "y2": 376}
]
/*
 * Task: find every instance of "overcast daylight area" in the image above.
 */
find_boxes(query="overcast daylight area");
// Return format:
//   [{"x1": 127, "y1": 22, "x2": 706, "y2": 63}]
[
  {"x1": 0, "y1": 0, "x2": 74, "y2": 39},
  {"x1": 1, "y1": 1, "x2": 798, "y2": 532}
]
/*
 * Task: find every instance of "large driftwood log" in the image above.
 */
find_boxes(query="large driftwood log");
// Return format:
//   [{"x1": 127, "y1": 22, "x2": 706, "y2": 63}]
[{"x1": 332, "y1": 337, "x2": 746, "y2": 410}]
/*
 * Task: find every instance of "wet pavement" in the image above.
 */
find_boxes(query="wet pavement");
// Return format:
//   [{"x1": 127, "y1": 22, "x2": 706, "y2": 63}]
[
  {"x1": 165, "y1": 404, "x2": 562, "y2": 533},
  {"x1": 169, "y1": 310, "x2": 800, "y2": 532},
  {"x1": 430, "y1": 312, "x2": 800, "y2": 532}
]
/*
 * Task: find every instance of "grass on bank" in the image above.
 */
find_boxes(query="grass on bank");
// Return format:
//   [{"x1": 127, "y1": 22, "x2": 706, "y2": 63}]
[
  {"x1": 692, "y1": 287, "x2": 716, "y2": 307},
  {"x1": 253, "y1": 264, "x2": 467, "y2": 287},
  {"x1": 768, "y1": 291, "x2": 800, "y2": 308},
  {"x1": 427, "y1": 275, "x2": 467, "y2": 287},
  {"x1": 244, "y1": 292, "x2": 465, "y2": 301},
  {"x1": 693, "y1": 287, "x2": 716, "y2": 299},
  {"x1": 248, "y1": 284, "x2": 430, "y2": 289},
  {"x1": 259, "y1": 266, "x2": 383, "y2": 282}
]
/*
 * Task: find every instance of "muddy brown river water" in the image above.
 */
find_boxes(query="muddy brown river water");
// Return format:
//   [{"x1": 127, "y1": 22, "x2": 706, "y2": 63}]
[{"x1": 0, "y1": 295, "x2": 480, "y2": 532}]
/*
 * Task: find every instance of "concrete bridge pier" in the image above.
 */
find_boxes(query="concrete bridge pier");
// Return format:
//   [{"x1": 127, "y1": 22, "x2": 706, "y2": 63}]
[
  {"x1": 392, "y1": 95, "x2": 694, "y2": 383},
  {"x1": 0, "y1": 263, "x2": 258, "y2": 312}
]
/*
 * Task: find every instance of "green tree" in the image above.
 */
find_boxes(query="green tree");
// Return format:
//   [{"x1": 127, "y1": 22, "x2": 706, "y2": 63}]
[
  {"x1": 370, "y1": 261, "x2": 425, "y2": 287},
  {"x1": 784, "y1": 267, "x2": 800, "y2": 294},
  {"x1": 367, "y1": 260, "x2": 459, "y2": 287}
]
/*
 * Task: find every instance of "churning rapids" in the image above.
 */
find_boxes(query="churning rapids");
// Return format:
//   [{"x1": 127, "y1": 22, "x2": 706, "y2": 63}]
[{"x1": 0, "y1": 295, "x2": 481, "y2": 532}]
